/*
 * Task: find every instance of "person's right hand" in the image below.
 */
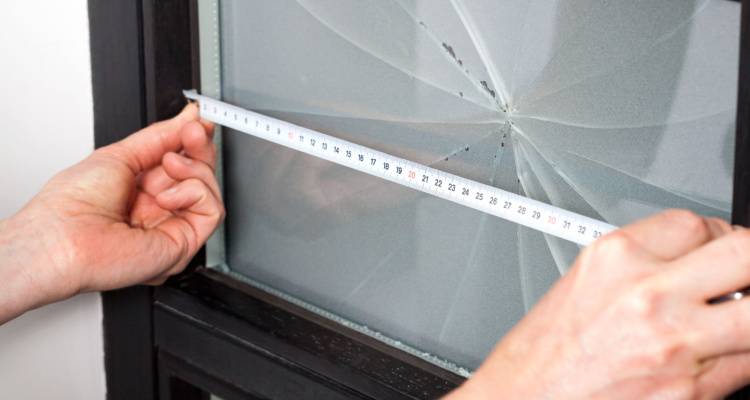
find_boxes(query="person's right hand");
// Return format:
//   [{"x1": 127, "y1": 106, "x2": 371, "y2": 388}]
[
  {"x1": 0, "y1": 104, "x2": 223, "y2": 324},
  {"x1": 448, "y1": 210, "x2": 750, "y2": 399}
]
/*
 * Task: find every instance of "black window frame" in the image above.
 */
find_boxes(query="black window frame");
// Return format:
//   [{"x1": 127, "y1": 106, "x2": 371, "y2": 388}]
[{"x1": 89, "y1": 1, "x2": 750, "y2": 399}]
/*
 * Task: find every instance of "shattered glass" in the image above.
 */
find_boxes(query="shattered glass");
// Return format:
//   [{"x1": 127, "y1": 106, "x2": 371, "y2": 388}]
[{"x1": 217, "y1": 0, "x2": 739, "y2": 371}]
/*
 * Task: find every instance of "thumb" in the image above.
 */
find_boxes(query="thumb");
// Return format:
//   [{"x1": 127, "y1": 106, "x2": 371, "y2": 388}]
[{"x1": 99, "y1": 103, "x2": 200, "y2": 175}]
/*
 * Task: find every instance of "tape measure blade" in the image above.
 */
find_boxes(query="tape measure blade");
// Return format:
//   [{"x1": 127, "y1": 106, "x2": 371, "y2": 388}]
[{"x1": 184, "y1": 90, "x2": 617, "y2": 246}]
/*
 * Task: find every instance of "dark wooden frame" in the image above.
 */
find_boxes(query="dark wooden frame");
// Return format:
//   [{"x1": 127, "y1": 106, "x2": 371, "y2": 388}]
[
  {"x1": 733, "y1": 0, "x2": 750, "y2": 227},
  {"x1": 90, "y1": 0, "x2": 749, "y2": 399}
]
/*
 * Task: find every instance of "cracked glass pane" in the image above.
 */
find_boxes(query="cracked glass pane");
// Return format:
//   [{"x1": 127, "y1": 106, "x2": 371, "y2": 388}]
[{"x1": 214, "y1": 0, "x2": 739, "y2": 372}]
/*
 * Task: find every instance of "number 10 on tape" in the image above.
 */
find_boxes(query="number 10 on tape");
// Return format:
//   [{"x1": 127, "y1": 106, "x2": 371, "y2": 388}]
[{"x1": 184, "y1": 90, "x2": 616, "y2": 246}]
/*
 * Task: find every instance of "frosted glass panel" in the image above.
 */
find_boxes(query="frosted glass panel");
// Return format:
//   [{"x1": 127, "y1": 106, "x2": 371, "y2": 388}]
[{"x1": 216, "y1": 0, "x2": 739, "y2": 371}]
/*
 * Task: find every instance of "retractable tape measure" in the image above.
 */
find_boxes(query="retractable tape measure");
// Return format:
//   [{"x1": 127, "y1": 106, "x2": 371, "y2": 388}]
[{"x1": 185, "y1": 90, "x2": 616, "y2": 246}]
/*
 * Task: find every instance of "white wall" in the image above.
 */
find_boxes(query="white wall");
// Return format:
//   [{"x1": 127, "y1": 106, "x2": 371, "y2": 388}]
[{"x1": 0, "y1": 2, "x2": 105, "y2": 399}]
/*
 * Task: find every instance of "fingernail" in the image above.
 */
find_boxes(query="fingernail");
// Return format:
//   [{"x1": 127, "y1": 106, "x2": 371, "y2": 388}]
[
  {"x1": 179, "y1": 156, "x2": 193, "y2": 165},
  {"x1": 733, "y1": 225, "x2": 746, "y2": 231},
  {"x1": 163, "y1": 186, "x2": 179, "y2": 196}
]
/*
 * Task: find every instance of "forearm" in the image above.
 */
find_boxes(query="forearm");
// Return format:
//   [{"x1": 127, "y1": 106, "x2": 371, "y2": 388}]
[{"x1": 0, "y1": 212, "x2": 76, "y2": 324}]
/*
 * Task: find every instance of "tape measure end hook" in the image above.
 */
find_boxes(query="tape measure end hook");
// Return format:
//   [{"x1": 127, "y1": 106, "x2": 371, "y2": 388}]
[{"x1": 183, "y1": 89, "x2": 201, "y2": 104}]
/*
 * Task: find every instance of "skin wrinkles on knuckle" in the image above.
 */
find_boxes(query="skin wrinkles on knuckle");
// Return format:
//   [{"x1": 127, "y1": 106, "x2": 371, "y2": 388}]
[
  {"x1": 156, "y1": 224, "x2": 191, "y2": 267},
  {"x1": 155, "y1": 236, "x2": 186, "y2": 280},
  {"x1": 173, "y1": 180, "x2": 207, "y2": 239},
  {"x1": 156, "y1": 252, "x2": 184, "y2": 282},
  {"x1": 185, "y1": 178, "x2": 222, "y2": 220},
  {"x1": 175, "y1": 223, "x2": 195, "y2": 263},
  {"x1": 623, "y1": 281, "x2": 668, "y2": 324},
  {"x1": 185, "y1": 158, "x2": 216, "y2": 185},
  {"x1": 183, "y1": 178, "x2": 206, "y2": 198},
  {"x1": 706, "y1": 217, "x2": 731, "y2": 233},
  {"x1": 665, "y1": 209, "x2": 709, "y2": 239},
  {"x1": 187, "y1": 151, "x2": 216, "y2": 173},
  {"x1": 591, "y1": 231, "x2": 637, "y2": 261}
]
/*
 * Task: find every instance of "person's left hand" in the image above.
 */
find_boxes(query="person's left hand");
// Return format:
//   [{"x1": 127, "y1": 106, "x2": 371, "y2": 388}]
[{"x1": 3, "y1": 104, "x2": 223, "y2": 310}]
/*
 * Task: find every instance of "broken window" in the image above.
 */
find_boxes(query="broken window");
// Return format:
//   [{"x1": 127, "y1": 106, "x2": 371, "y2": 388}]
[{"x1": 204, "y1": 0, "x2": 740, "y2": 373}]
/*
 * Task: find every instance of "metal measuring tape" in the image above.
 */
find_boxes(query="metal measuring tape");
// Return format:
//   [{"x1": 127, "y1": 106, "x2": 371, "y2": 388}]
[{"x1": 184, "y1": 90, "x2": 616, "y2": 246}]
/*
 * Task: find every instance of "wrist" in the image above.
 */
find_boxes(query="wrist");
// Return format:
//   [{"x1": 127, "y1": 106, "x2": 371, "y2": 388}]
[{"x1": 0, "y1": 210, "x2": 80, "y2": 323}]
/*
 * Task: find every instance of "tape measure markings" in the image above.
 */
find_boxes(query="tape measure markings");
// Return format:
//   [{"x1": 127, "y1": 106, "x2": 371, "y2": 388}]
[{"x1": 184, "y1": 90, "x2": 616, "y2": 246}]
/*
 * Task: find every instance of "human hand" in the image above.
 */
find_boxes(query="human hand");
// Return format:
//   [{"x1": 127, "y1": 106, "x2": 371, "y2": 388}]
[
  {"x1": 448, "y1": 210, "x2": 750, "y2": 399},
  {"x1": 0, "y1": 104, "x2": 223, "y2": 322}
]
